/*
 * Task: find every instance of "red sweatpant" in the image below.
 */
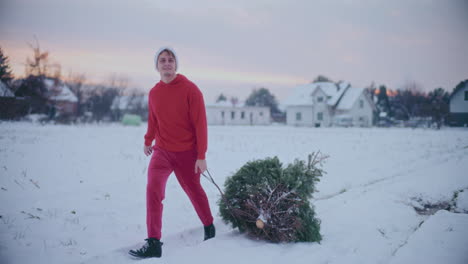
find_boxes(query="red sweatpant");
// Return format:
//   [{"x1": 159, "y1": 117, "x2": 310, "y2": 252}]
[{"x1": 146, "y1": 146, "x2": 214, "y2": 240}]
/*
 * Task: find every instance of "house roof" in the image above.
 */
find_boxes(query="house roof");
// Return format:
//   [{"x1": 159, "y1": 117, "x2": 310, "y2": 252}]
[
  {"x1": 44, "y1": 78, "x2": 78, "y2": 102},
  {"x1": 0, "y1": 80, "x2": 14, "y2": 97},
  {"x1": 206, "y1": 100, "x2": 252, "y2": 108},
  {"x1": 449, "y1": 80, "x2": 468, "y2": 100},
  {"x1": 284, "y1": 81, "x2": 350, "y2": 106},
  {"x1": 336, "y1": 86, "x2": 364, "y2": 110}
]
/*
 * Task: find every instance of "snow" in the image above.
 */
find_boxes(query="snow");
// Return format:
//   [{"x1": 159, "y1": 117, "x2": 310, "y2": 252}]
[
  {"x1": 390, "y1": 210, "x2": 468, "y2": 264},
  {"x1": 0, "y1": 123, "x2": 467, "y2": 264},
  {"x1": 455, "y1": 191, "x2": 468, "y2": 213},
  {"x1": 283, "y1": 83, "x2": 315, "y2": 106},
  {"x1": 336, "y1": 86, "x2": 364, "y2": 110}
]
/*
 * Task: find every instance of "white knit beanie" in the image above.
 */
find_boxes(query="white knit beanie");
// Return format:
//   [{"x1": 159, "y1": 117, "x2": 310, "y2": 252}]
[{"x1": 154, "y1": 47, "x2": 178, "y2": 71}]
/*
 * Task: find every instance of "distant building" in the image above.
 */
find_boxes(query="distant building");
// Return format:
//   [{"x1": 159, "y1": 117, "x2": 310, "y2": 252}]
[
  {"x1": 206, "y1": 101, "x2": 270, "y2": 125},
  {"x1": 284, "y1": 81, "x2": 375, "y2": 127},
  {"x1": 0, "y1": 80, "x2": 20, "y2": 120},
  {"x1": 448, "y1": 80, "x2": 468, "y2": 126},
  {"x1": 111, "y1": 95, "x2": 148, "y2": 120},
  {"x1": 43, "y1": 78, "x2": 78, "y2": 116},
  {"x1": 0, "y1": 80, "x2": 14, "y2": 97}
]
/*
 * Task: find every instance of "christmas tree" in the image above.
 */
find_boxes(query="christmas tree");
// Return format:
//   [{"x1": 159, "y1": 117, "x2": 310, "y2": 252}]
[{"x1": 218, "y1": 152, "x2": 326, "y2": 243}]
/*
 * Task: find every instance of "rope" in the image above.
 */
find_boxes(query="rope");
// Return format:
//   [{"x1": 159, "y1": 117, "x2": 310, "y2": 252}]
[{"x1": 201, "y1": 169, "x2": 241, "y2": 227}]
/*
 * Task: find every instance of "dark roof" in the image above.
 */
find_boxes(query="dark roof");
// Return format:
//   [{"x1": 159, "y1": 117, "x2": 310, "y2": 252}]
[{"x1": 450, "y1": 80, "x2": 468, "y2": 100}]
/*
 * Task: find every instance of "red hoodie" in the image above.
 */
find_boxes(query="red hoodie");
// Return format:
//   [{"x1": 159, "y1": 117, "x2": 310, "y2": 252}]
[{"x1": 144, "y1": 74, "x2": 207, "y2": 160}]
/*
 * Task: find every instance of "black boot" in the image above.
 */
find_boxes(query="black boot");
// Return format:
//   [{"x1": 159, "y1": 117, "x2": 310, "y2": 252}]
[
  {"x1": 129, "y1": 238, "x2": 162, "y2": 258},
  {"x1": 204, "y1": 224, "x2": 215, "y2": 241}
]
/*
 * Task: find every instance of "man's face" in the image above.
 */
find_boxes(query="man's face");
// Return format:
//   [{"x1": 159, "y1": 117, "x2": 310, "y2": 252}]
[{"x1": 157, "y1": 51, "x2": 176, "y2": 77}]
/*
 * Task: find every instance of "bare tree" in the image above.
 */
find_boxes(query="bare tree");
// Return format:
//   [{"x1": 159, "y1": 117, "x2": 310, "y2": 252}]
[
  {"x1": 365, "y1": 81, "x2": 377, "y2": 102},
  {"x1": 391, "y1": 81, "x2": 427, "y2": 120},
  {"x1": 86, "y1": 85, "x2": 118, "y2": 122},
  {"x1": 66, "y1": 71, "x2": 87, "y2": 117},
  {"x1": 85, "y1": 74, "x2": 130, "y2": 122},
  {"x1": 24, "y1": 36, "x2": 62, "y2": 79},
  {"x1": 127, "y1": 89, "x2": 148, "y2": 119},
  {"x1": 428, "y1": 87, "x2": 450, "y2": 129},
  {"x1": 108, "y1": 73, "x2": 129, "y2": 93},
  {"x1": 402, "y1": 80, "x2": 424, "y2": 94},
  {"x1": 107, "y1": 74, "x2": 129, "y2": 121}
]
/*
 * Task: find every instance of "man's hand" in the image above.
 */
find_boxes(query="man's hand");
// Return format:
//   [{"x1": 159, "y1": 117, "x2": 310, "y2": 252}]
[
  {"x1": 144, "y1": 145, "x2": 153, "y2": 156},
  {"x1": 195, "y1": 159, "x2": 207, "y2": 174}
]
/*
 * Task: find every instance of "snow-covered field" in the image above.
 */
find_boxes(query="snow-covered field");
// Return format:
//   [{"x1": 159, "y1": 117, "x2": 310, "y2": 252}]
[{"x1": 1, "y1": 122, "x2": 467, "y2": 264}]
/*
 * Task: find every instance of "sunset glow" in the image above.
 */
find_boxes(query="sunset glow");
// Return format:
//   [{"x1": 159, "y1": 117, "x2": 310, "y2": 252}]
[{"x1": 2, "y1": 0, "x2": 467, "y2": 101}]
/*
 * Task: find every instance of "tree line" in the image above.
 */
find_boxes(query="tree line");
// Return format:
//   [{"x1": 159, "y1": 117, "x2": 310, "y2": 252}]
[
  {"x1": 0, "y1": 41, "x2": 147, "y2": 123},
  {"x1": 368, "y1": 81, "x2": 451, "y2": 128},
  {"x1": 217, "y1": 75, "x2": 455, "y2": 127},
  {"x1": 0, "y1": 43, "x2": 459, "y2": 126}
]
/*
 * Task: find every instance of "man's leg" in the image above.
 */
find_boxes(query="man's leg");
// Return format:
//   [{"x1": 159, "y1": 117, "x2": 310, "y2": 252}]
[
  {"x1": 146, "y1": 147, "x2": 173, "y2": 240},
  {"x1": 173, "y1": 150, "x2": 214, "y2": 227}
]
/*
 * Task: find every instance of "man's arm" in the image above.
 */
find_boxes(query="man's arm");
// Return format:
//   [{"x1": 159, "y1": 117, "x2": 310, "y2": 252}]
[
  {"x1": 144, "y1": 91, "x2": 157, "y2": 154},
  {"x1": 188, "y1": 85, "x2": 208, "y2": 160}
]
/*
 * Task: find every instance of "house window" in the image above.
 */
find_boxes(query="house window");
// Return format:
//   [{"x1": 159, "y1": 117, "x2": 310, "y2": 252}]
[
  {"x1": 359, "y1": 99, "x2": 364, "y2": 108},
  {"x1": 317, "y1": 112, "x2": 323, "y2": 121},
  {"x1": 221, "y1": 111, "x2": 224, "y2": 118},
  {"x1": 259, "y1": 112, "x2": 263, "y2": 116},
  {"x1": 296, "y1": 112, "x2": 302, "y2": 121},
  {"x1": 241, "y1": 111, "x2": 245, "y2": 119},
  {"x1": 317, "y1": 97, "x2": 324, "y2": 102},
  {"x1": 465, "y1": 91, "x2": 468, "y2": 101},
  {"x1": 231, "y1": 111, "x2": 235, "y2": 119}
]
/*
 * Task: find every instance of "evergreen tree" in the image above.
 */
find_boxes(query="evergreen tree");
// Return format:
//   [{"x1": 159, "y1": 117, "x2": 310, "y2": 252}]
[
  {"x1": 216, "y1": 93, "x2": 227, "y2": 102},
  {"x1": 219, "y1": 153, "x2": 326, "y2": 243},
  {"x1": 313, "y1": 75, "x2": 332, "y2": 83},
  {"x1": 245, "y1": 87, "x2": 281, "y2": 115},
  {"x1": 376, "y1": 85, "x2": 391, "y2": 117},
  {"x1": 0, "y1": 47, "x2": 14, "y2": 84},
  {"x1": 427, "y1": 87, "x2": 450, "y2": 128},
  {"x1": 14, "y1": 75, "x2": 48, "y2": 114}
]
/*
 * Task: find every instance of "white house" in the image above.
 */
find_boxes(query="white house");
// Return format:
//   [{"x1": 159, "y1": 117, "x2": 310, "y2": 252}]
[
  {"x1": 206, "y1": 101, "x2": 270, "y2": 125},
  {"x1": 284, "y1": 81, "x2": 375, "y2": 127},
  {"x1": 0, "y1": 80, "x2": 14, "y2": 97},
  {"x1": 43, "y1": 78, "x2": 78, "y2": 115},
  {"x1": 449, "y1": 80, "x2": 468, "y2": 126}
]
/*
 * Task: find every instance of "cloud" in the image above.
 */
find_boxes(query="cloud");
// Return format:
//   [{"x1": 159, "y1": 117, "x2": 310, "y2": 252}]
[
  {"x1": 2, "y1": 0, "x2": 467, "y2": 96},
  {"x1": 185, "y1": 66, "x2": 308, "y2": 85}
]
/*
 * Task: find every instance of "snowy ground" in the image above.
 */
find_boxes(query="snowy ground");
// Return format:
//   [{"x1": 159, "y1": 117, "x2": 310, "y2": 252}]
[{"x1": 1, "y1": 122, "x2": 467, "y2": 264}]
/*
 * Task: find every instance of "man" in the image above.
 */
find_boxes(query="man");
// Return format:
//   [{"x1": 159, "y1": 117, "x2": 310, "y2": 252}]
[{"x1": 129, "y1": 47, "x2": 215, "y2": 259}]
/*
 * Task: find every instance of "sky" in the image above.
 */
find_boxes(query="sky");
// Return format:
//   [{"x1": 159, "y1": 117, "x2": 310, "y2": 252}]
[{"x1": 1, "y1": 0, "x2": 467, "y2": 103}]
